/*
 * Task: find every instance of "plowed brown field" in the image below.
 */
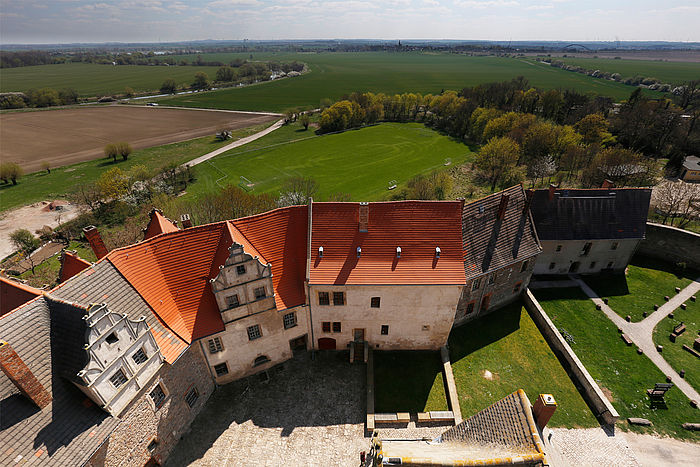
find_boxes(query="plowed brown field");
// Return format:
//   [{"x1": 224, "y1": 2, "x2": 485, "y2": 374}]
[{"x1": 0, "y1": 105, "x2": 277, "y2": 173}]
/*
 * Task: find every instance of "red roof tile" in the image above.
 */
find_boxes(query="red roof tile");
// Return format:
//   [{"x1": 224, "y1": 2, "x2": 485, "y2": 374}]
[
  {"x1": 58, "y1": 251, "x2": 92, "y2": 283},
  {"x1": 143, "y1": 209, "x2": 179, "y2": 240},
  {"x1": 310, "y1": 201, "x2": 466, "y2": 285},
  {"x1": 230, "y1": 206, "x2": 308, "y2": 310},
  {"x1": 0, "y1": 276, "x2": 42, "y2": 317}
]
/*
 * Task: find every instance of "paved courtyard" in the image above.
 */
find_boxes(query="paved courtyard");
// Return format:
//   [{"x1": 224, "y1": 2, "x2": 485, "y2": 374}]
[{"x1": 165, "y1": 352, "x2": 369, "y2": 467}]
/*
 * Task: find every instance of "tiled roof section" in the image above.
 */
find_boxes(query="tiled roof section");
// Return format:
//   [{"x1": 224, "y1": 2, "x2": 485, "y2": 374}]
[
  {"x1": 143, "y1": 208, "x2": 179, "y2": 240},
  {"x1": 310, "y1": 201, "x2": 466, "y2": 285},
  {"x1": 58, "y1": 250, "x2": 92, "y2": 283},
  {"x1": 0, "y1": 276, "x2": 42, "y2": 317},
  {"x1": 462, "y1": 185, "x2": 541, "y2": 280},
  {"x1": 0, "y1": 297, "x2": 119, "y2": 466},
  {"x1": 230, "y1": 206, "x2": 308, "y2": 310},
  {"x1": 51, "y1": 260, "x2": 188, "y2": 363},
  {"x1": 108, "y1": 222, "x2": 229, "y2": 342},
  {"x1": 529, "y1": 188, "x2": 652, "y2": 241}
]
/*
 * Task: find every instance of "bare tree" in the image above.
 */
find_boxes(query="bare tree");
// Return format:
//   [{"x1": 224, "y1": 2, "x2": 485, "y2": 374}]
[
  {"x1": 278, "y1": 177, "x2": 318, "y2": 206},
  {"x1": 653, "y1": 180, "x2": 700, "y2": 227}
]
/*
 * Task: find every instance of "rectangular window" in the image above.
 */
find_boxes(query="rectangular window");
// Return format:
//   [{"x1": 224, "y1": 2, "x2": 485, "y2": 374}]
[
  {"x1": 333, "y1": 291, "x2": 345, "y2": 306},
  {"x1": 607, "y1": 261, "x2": 614, "y2": 269},
  {"x1": 513, "y1": 282, "x2": 522, "y2": 294},
  {"x1": 548, "y1": 262, "x2": 556, "y2": 270},
  {"x1": 147, "y1": 439, "x2": 159, "y2": 453},
  {"x1": 247, "y1": 324, "x2": 262, "y2": 341},
  {"x1": 132, "y1": 348, "x2": 148, "y2": 365},
  {"x1": 611, "y1": 242, "x2": 618, "y2": 250},
  {"x1": 254, "y1": 287, "x2": 266, "y2": 300},
  {"x1": 381, "y1": 325, "x2": 389, "y2": 335},
  {"x1": 214, "y1": 363, "x2": 229, "y2": 376},
  {"x1": 208, "y1": 337, "x2": 224, "y2": 354},
  {"x1": 520, "y1": 260, "x2": 529, "y2": 273},
  {"x1": 105, "y1": 332, "x2": 118, "y2": 344},
  {"x1": 149, "y1": 384, "x2": 166, "y2": 409},
  {"x1": 581, "y1": 242, "x2": 592, "y2": 256},
  {"x1": 471, "y1": 278, "x2": 481, "y2": 291},
  {"x1": 466, "y1": 302, "x2": 475, "y2": 315},
  {"x1": 370, "y1": 297, "x2": 381, "y2": 308},
  {"x1": 322, "y1": 321, "x2": 331, "y2": 332},
  {"x1": 109, "y1": 369, "x2": 127, "y2": 388},
  {"x1": 318, "y1": 291, "x2": 330, "y2": 305},
  {"x1": 555, "y1": 245, "x2": 562, "y2": 252},
  {"x1": 225, "y1": 294, "x2": 240, "y2": 308},
  {"x1": 184, "y1": 387, "x2": 199, "y2": 408},
  {"x1": 332, "y1": 322, "x2": 341, "y2": 333},
  {"x1": 236, "y1": 265, "x2": 246, "y2": 275},
  {"x1": 283, "y1": 312, "x2": 297, "y2": 329},
  {"x1": 488, "y1": 275, "x2": 495, "y2": 285},
  {"x1": 590, "y1": 261, "x2": 596, "y2": 269}
]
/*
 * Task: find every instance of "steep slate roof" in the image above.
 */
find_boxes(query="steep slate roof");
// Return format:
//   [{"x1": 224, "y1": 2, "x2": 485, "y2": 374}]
[
  {"x1": 1, "y1": 276, "x2": 42, "y2": 317},
  {"x1": 143, "y1": 208, "x2": 179, "y2": 240},
  {"x1": 0, "y1": 297, "x2": 119, "y2": 466},
  {"x1": 462, "y1": 185, "x2": 541, "y2": 280},
  {"x1": 58, "y1": 250, "x2": 92, "y2": 283},
  {"x1": 529, "y1": 187, "x2": 652, "y2": 241},
  {"x1": 310, "y1": 201, "x2": 466, "y2": 285}
]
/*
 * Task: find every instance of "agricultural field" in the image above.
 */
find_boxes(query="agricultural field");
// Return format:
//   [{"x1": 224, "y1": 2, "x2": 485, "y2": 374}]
[
  {"x1": 0, "y1": 62, "x2": 222, "y2": 96},
  {"x1": 154, "y1": 52, "x2": 652, "y2": 112},
  {"x1": 0, "y1": 106, "x2": 277, "y2": 173},
  {"x1": 542, "y1": 57, "x2": 700, "y2": 85},
  {"x1": 183, "y1": 122, "x2": 474, "y2": 202}
]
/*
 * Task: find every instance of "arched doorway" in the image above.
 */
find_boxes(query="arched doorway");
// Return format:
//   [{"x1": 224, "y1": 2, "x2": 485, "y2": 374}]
[{"x1": 318, "y1": 337, "x2": 336, "y2": 350}]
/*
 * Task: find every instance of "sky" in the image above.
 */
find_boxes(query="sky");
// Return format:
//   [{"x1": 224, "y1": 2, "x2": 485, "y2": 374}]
[{"x1": 1, "y1": 0, "x2": 699, "y2": 45}]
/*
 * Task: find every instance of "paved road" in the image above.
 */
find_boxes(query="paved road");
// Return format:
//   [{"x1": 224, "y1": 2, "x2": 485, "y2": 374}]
[{"x1": 574, "y1": 276, "x2": 700, "y2": 403}]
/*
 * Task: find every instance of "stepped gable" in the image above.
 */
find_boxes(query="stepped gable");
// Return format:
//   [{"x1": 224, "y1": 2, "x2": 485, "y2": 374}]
[
  {"x1": 143, "y1": 208, "x2": 179, "y2": 240},
  {"x1": 0, "y1": 276, "x2": 42, "y2": 317},
  {"x1": 310, "y1": 201, "x2": 466, "y2": 285},
  {"x1": 529, "y1": 187, "x2": 652, "y2": 241},
  {"x1": 58, "y1": 250, "x2": 92, "y2": 283},
  {"x1": 462, "y1": 185, "x2": 541, "y2": 280}
]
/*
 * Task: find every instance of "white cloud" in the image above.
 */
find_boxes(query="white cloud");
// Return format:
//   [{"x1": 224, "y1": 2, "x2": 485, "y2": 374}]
[{"x1": 454, "y1": 0, "x2": 519, "y2": 8}]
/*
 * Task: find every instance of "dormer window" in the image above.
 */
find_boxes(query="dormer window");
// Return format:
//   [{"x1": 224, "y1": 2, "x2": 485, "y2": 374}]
[
  {"x1": 109, "y1": 369, "x2": 127, "y2": 388},
  {"x1": 435, "y1": 247, "x2": 441, "y2": 258},
  {"x1": 236, "y1": 265, "x2": 246, "y2": 275},
  {"x1": 356, "y1": 246, "x2": 361, "y2": 258},
  {"x1": 105, "y1": 332, "x2": 118, "y2": 344},
  {"x1": 396, "y1": 246, "x2": 402, "y2": 258},
  {"x1": 318, "y1": 246, "x2": 324, "y2": 258},
  {"x1": 132, "y1": 348, "x2": 148, "y2": 365}
]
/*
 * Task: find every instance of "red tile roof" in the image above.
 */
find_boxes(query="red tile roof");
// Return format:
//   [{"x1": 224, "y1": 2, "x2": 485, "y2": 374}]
[
  {"x1": 143, "y1": 208, "x2": 179, "y2": 240},
  {"x1": 230, "y1": 206, "x2": 308, "y2": 310},
  {"x1": 0, "y1": 276, "x2": 42, "y2": 317},
  {"x1": 58, "y1": 251, "x2": 92, "y2": 283},
  {"x1": 310, "y1": 201, "x2": 466, "y2": 285}
]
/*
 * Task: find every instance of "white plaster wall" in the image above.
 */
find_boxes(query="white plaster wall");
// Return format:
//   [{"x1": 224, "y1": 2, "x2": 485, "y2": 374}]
[
  {"x1": 533, "y1": 239, "x2": 640, "y2": 275},
  {"x1": 308, "y1": 284, "x2": 463, "y2": 350}
]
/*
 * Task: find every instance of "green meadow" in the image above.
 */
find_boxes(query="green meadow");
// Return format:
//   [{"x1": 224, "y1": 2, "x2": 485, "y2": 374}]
[{"x1": 547, "y1": 57, "x2": 700, "y2": 85}]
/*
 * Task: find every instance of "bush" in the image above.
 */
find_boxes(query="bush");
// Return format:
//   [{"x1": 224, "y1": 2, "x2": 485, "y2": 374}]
[{"x1": 160, "y1": 78, "x2": 177, "y2": 94}]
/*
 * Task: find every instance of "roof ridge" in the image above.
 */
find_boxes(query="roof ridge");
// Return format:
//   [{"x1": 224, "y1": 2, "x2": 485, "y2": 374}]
[{"x1": 226, "y1": 221, "x2": 268, "y2": 264}]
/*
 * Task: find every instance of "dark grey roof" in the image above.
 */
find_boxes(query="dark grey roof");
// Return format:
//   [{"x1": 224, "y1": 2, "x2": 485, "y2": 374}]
[
  {"x1": 529, "y1": 188, "x2": 651, "y2": 241},
  {"x1": 683, "y1": 155, "x2": 700, "y2": 171},
  {"x1": 0, "y1": 297, "x2": 119, "y2": 466},
  {"x1": 462, "y1": 185, "x2": 541, "y2": 279}
]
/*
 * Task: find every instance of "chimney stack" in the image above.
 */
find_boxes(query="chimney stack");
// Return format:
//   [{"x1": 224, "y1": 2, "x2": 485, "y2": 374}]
[
  {"x1": 0, "y1": 341, "x2": 52, "y2": 409},
  {"x1": 523, "y1": 189, "x2": 534, "y2": 213},
  {"x1": 548, "y1": 184, "x2": 557, "y2": 202},
  {"x1": 497, "y1": 194, "x2": 510, "y2": 220},
  {"x1": 180, "y1": 214, "x2": 192, "y2": 229},
  {"x1": 358, "y1": 202, "x2": 369, "y2": 233},
  {"x1": 83, "y1": 226, "x2": 108, "y2": 260},
  {"x1": 532, "y1": 393, "x2": 557, "y2": 429},
  {"x1": 602, "y1": 179, "x2": 614, "y2": 189}
]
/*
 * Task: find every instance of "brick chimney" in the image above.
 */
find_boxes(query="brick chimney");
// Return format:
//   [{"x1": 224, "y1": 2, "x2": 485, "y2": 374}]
[
  {"x1": 180, "y1": 214, "x2": 193, "y2": 229},
  {"x1": 602, "y1": 179, "x2": 615, "y2": 189},
  {"x1": 497, "y1": 194, "x2": 510, "y2": 220},
  {"x1": 548, "y1": 184, "x2": 557, "y2": 201},
  {"x1": 0, "y1": 341, "x2": 52, "y2": 409},
  {"x1": 523, "y1": 189, "x2": 534, "y2": 213},
  {"x1": 532, "y1": 393, "x2": 557, "y2": 428},
  {"x1": 83, "y1": 226, "x2": 108, "y2": 260},
  {"x1": 358, "y1": 203, "x2": 369, "y2": 233}
]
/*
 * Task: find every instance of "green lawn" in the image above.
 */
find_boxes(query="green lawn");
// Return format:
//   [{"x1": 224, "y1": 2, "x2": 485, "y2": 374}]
[
  {"x1": 535, "y1": 287, "x2": 698, "y2": 440},
  {"x1": 546, "y1": 57, "x2": 700, "y2": 85},
  {"x1": 0, "y1": 63, "x2": 223, "y2": 97},
  {"x1": 448, "y1": 302, "x2": 597, "y2": 428},
  {"x1": 156, "y1": 52, "x2": 650, "y2": 112},
  {"x1": 374, "y1": 351, "x2": 448, "y2": 413},
  {"x1": 583, "y1": 256, "x2": 700, "y2": 322},
  {"x1": 653, "y1": 299, "x2": 700, "y2": 394},
  {"x1": 0, "y1": 123, "x2": 271, "y2": 213},
  {"x1": 183, "y1": 122, "x2": 474, "y2": 202}
]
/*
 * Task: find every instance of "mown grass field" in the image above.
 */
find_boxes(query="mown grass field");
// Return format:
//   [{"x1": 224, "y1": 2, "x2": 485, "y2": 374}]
[
  {"x1": 583, "y1": 257, "x2": 699, "y2": 322},
  {"x1": 0, "y1": 62, "x2": 222, "y2": 96},
  {"x1": 183, "y1": 122, "x2": 474, "y2": 202},
  {"x1": 653, "y1": 298, "x2": 700, "y2": 393},
  {"x1": 448, "y1": 302, "x2": 597, "y2": 428},
  {"x1": 156, "y1": 52, "x2": 650, "y2": 112},
  {"x1": 545, "y1": 57, "x2": 700, "y2": 85},
  {"x1": 535, "y1": 287, "x2": 698, "y2": 440}
]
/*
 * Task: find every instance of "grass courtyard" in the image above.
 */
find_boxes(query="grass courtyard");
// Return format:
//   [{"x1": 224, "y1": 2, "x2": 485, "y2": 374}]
[
  {"x1": 448, "y1": 302, "x2": 597, "y2": 429},
  {"x1": 535, "y1": 287, "x2": 698, "y2": 441},
  {"x1": 653, "y1": 298, "x2": 700, "y2": 394},
  {"x1": 583, "y1": 256, "x2": 699, "y2": 322}
]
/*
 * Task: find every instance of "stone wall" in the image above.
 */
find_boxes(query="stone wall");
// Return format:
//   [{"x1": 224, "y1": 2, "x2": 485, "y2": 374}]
[
  {"x1": 523, "y1": 289, "x2": 619, "y2": 426},
  {"x1": 533, "y1": 238, "x2": 639, "y2": 275},
  {"x1": 637, "y1": 223, "x2": 700, "y2": 270}
]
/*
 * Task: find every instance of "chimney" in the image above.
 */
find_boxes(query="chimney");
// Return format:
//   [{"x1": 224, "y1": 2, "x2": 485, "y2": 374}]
[
  {"x1": 83, "y1": 226, "x2": 108, "y2": 260},
  {"x1": 523, "y1": 189, "x2": 534, "y2": 213},
  {"x1": 602, "y1": 179, "x2": 615, "y2": 189},
  {"x1": 532, "y1": 393, "x2": 557, "y2": 428},
  {"x1": 0, "y1": 341, "x2": 52, "y2": 409},
  {"x1": 548, "y1": 184, "x2": 557, "y2": 201},
  {"x1": 180, "y1": 214, "x2": 192, "y2": 229},
  {"x1": 358, "y1": 202, "x2": 369, "y2": 233},
  {"x1": 497, "y1": 194, "x2": 510, "y2": 220}
]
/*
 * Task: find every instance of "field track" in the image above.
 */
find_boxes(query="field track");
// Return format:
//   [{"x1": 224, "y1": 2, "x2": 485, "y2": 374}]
[{"x1": 0, "y1": 105, "x2": 277, "y2": 173}]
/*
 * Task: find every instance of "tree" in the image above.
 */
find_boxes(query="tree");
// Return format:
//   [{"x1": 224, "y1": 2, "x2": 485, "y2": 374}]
[
  {"x1": 28, "y1": 88, "x2": 60, "y2": 107},
  {"x1": 10, "y1": 229, "x2": 40, "y2": 274},
  {"x1": 475, "y1": 137, "x2": 521, "y2": 191},
  {"x1": 41, "y1": 161, "x2": 51, "y2": 174},
  {"x1": 97, "y1": 167, "x2": 129, "y2": 200},
  {"x1": 0, "y1": 162, "x2": 23, "y2": 185},
  {"x1": 216, "y1": 66, "x2": 235, "y2": 82},
  {"x1": 160, "y1": 78, "x2": 177, "y2": 94},
  {"x1": 652, "y1": 180, "x2": 699, "y2": 227},
  {"x1": 70, "y1": 183, "x2": 103, "y2": 211},
  {"x1": 300, "y1": 113, "x2": 310, "y2": 130},
  {"x1": 116, "y1": 142, "x2": 132, "y2": 161},
  {"x1": 192, "y1": 72, "x2": 210, "y2": 90},
  {"x1": 278, "y1": 177, "x2": 318, "y2": 206},
  {"x1": 104, "y1": 143, "x2": 119, "y2": 163},
  {"x1": 574, "y1": 113, "x2": 613, "y2": 145},
  {"x1": 528, "y1": 155, "x2": 557, "y2": 187},
  {"x1": 124, "y1": 86, "x2": 134, "y2": 98},
  {"x1": 58, "y1": 88, "x2": 79, "y2": 105}
]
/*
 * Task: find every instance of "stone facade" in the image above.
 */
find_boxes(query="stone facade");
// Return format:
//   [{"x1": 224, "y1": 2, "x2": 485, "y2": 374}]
[
  {"x1": 637, "y1": 222, "x2": 700, "y2": 270},
  {"x1": 533, "y1": 238, "x2": 639, "y2": 275}
]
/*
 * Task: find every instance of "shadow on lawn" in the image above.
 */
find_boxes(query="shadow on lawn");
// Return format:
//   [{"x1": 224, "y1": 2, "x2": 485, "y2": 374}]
[
  {"x1": 448, "y1": 302, "x2": 522, "y2": 362},
  {"x1": 374, "y1": 351, "x2": 445, "y2": 413}
]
